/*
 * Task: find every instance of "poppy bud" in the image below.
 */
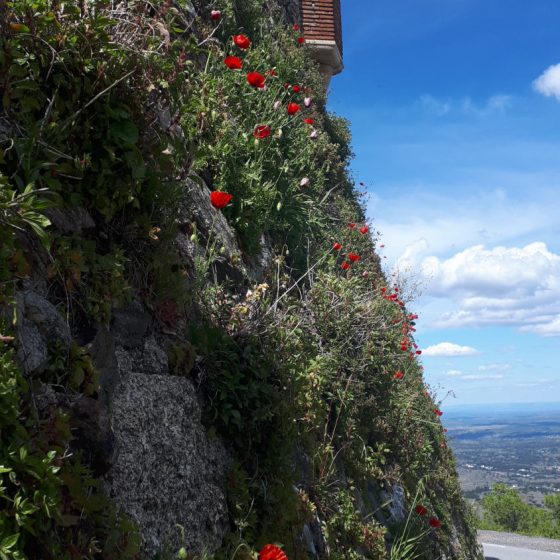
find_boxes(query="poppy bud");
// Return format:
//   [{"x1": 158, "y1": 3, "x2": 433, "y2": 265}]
[
  {"x1": 304, "y1": 97, "x2": 312, "y2": 107},
  {"x1": 299, "y1": 177, "x2": 310, "y2": 188},
  {"x1": 309, "y1": 130, "x2": 318, "y2": 139},
  {"x1": 210, "y1": 10, "x2": 221, "y2": 21}
]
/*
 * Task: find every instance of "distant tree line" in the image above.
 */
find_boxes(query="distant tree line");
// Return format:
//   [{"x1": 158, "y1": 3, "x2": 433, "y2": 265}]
[{"x1": 478, "y1": 483, "x2": 560, "y2": 539}]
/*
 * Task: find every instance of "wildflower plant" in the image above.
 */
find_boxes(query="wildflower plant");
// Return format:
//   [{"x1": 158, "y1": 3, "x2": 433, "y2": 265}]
[{"x1": 0, "y1": 1, "x2": 482, "y2": 558}]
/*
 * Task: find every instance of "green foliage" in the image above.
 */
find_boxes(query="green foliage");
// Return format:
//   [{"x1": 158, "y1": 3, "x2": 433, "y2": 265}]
[
  {"x1": 479, "y1": 484, "x2": 560, "y2": 539},
  {"x1": 0, "y1": 0, "x2": 482, "y2": 558},
  {"x1": 545, "y1": 494, "x2": 560, "y2": 523},
  {"x1": 48, "y1": 236, "x2": 130, "y2": 324},
  {"x1": 0, "y1": 350, "x2": 140, "y2": 559},
  {"x1": 480, "y1": 483, "x2": 529, "y2": 532}
]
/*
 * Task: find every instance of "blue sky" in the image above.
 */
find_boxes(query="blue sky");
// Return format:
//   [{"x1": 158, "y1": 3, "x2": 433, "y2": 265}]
[{"x1": 327, "y1": 0, "x2": 560, "y2": 406}]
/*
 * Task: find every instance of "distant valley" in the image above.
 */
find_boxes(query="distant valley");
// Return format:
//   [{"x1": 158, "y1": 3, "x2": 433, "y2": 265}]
[{"x1": 443, "y1": 402, "x2": 560, "y2": 506}]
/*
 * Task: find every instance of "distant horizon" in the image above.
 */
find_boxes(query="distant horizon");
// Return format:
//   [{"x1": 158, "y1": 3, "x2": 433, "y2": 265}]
[{"x1": 444, "y1": 400, "x2": 560, "y2": 410}]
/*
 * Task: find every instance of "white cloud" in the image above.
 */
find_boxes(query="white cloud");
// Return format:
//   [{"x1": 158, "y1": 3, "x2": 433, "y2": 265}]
[
  {"x1": 374, "y1": 187, "x2": 560, "y2": 270},
  {"x1": 420, "y1": 94, "x2": 451, "y2": 116},
  {"x1": 461, "y1": 95, "x2": 513, "y2": 116},
  {"x1": 460, "y1": 374, "x2": 504, "y2": 381},
  {"x1": 423, "y1": 342, "x2": 479, "y2": 357},
  {"x1": 533, "y1": 63, "x2": 560, "y2": 102},
  {"x1": 478, "y1": 363, "x2": 511, "y2": 372},
  {"x1": 522, "y1": 316, "x2": 560, "y2": 337},
  {"x1": 423, "y1": 242, "x2": 560, "y2": 297},
  {"x1": 419, "y1": 242, "x2": 560, "y2": 335},
  {"x1": 419, "y1": 94, "x2": 513, "y2": 117},
  {"x1": 439, "y1": 369, "x2": 504, "y2": 381}
]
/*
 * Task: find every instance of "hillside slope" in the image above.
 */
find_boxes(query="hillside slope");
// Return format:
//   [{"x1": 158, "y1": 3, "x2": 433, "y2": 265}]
[{"x1": 0, "y1": 1, "x2": 482, "y2": 559}]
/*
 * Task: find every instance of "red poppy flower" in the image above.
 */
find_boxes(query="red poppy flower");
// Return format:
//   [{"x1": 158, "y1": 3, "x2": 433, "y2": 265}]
[
  {"x1": 253, "y1": 125, "x2": 271, "y2": 139},
  {"x1": 348, "y1": 222, "x2": 356, "y2": 229},
  {"x1": 341, "y1": 262, "x2": 350, "y2": 270},
  {"x1": 259, "y1": 544, "x2": 288, "y2": 560},
  {"x1": 283, "y1": 82, "x2": 290, "y2": 89},
  {"x1": 348, "y1": 253, "x2": 360, "y2": 262},
  {"x1": 297, "y1": 37, "x2": 305, "y2": 44},
  {"x1": 415, "y1": 505, "x2": 428, "y2": 516},
  {"x1": 210, "y1": 191, "x2": 233, "y2": 209},
  {"x1": 287, "y1": 102, "x2": 301, "y2": 115},
  {"x1": 210, "y1": 10, "x2": 221, "y2": 21},
  {"x1": 359, "y1": 225, "x2": 369, "y2": 234},
  {"x1": 304, "y1": 118, "x2": 314, "y2": 125},
  {"x1": 393, "y1": 371, "x2": 404, "y2": 380},
  {"x1": 292, "y1": 24, "x2": 300, "y2": 31},
  {"x1": 224, "y1": 56, "x2": 242, "y2": 70},
  {"x1": 333, "y1": 242, "x2": 342, "y2": 251},
  {"x1": 428, "y1": 518, "x2": 441, "y2": 529},
  {"x1": 233, "y1": 34, "x2": 251, "y2": 49},
  {"x1": 292, "y1": 85, "x2": 301, "y2": 93},
  {"x1": 434, "y1": 409, "x2": 443, "y2": 417},
  {"x1": 247, "y1": 71, "x2": 266, "y2": 89}
]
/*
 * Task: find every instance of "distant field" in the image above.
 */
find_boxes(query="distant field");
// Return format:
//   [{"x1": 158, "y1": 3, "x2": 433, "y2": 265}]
[{"x1": 443, "y1": 403, "x2": 560, "y2": 505}]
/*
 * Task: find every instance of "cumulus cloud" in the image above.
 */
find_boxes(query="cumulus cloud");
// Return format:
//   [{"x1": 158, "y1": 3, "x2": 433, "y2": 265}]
[
  {"x1": 421, "y1": 242, "x2": 560, "y2": 335},
  {"x1": 423, "y1": 342, "x2": 479, "y2": 357},
  {"x1": 533, "y1": 63, "x2": 560, "y2": 102},
  {"x1": 522, "y1": 316, "x2": 560, "y2": 337}
]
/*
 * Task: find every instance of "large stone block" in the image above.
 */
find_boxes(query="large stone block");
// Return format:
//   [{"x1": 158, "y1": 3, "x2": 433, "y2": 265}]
[{"x1": 104, "y1": 373, "x2": 230, "y2": 557}]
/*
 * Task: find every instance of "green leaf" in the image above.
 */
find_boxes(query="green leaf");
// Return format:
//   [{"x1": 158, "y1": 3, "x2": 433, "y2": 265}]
[{"x1": 0, "y1": 534, "x2": 19, "y2": 550}]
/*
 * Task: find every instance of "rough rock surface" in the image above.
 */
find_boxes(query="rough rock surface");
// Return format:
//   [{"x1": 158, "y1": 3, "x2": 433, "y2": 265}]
[
  {"x1": 104, "y1": 372, "x2": 230, "y2": 558},
  {"x1": 175, "y1": 177, "x2": 273, "y2": 284},
  {"x1": 111, "y1": 300, "x2": 152, "y2": 349},
  {"x1": 14, "y1": 291, "x2": 71, "y2": 374},
  {"x1": 43, "y1": 207, "x2": 95, "y2": 233}
]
